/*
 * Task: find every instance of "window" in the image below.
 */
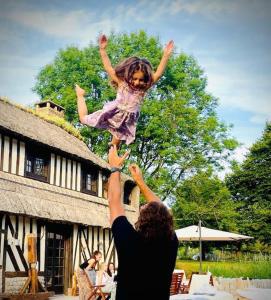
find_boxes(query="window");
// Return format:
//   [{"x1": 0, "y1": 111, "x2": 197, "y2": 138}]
[
  {"x1": 82, "y1": 166, "x2": 98, "y2": 195},
  {"x1": 25, "y1": 145, "x2": 49, "y2": 182},
  {"x1": 123, "y1": 180, "x2": 136, "y2": 205},
  {"x1": 102, "y1": 174, "x2": 109, "y2": 199}
]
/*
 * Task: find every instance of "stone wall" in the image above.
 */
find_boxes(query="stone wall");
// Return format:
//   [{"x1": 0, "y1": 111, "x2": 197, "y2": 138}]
[
  {"x1": 4, "y1": 276, "x2": 45, "y2": 294},
  {"x1": 5, "y1": 277, "x2": 28, "y2": 294}
]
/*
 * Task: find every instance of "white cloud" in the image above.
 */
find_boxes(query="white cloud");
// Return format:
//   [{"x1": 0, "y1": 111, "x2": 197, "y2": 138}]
[
  {"x1": 232, "y1": 145, "x2": 249, "y2": 163},
  {"x1": 120, "y1": 0, "x2": 171, "y2": 23},
  {"x1": 115, "y1": 0, "x2": 239, "y2": 21},
  {"x1": 6, "y1": 10, "x2": 89, "y2": 38},
  {"x1": 169, "y1": 0, "x2": 238, "y2": 15},
  {"x1": 0, "y1": 0, "x2": 240, "y2": 45},
  {"x1": 168, "y1": 0, "x2": 271, "y2": 19},
  {"x1": 250, "y1": 114, "x2": 270, "y2": 125},
  {"x1": 0, "y1": 50, "x2": 56, "y2": 105},
  {"x1": 217, "y1": 145, "x2": 249, "y2": 179},
  {"x1": 1, "y1": 8, "x2": 122, "y2": 46},
  {"x1": 0, "y1": 65, "x2": 38, "y2": 105},
  {"x1": 0, "y1": 51, "x2": 55, "y2": 68},
  {"x1": 186, "y1": 53, "x2": 270, "y2": 147},
  {"x1": 0, "y1": 5, "x2": 124, "y2": 106},
  {"x1": 0, "y1": 1, "x2": 174, "y2": 43},
  {"x1": 1, "y1": 0, "x2": 269, "y2": 129},
  {"x1": 200, "y1": 59, "x2": 271, "y2": 119}
]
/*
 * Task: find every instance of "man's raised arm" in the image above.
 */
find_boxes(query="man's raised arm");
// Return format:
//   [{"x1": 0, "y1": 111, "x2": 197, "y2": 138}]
[
  {"x1": 108, "y1": 146, "x2": 130, "y2": 225},
  {"x1": 128, "y1": 164, "x2": 160, "y2": 203}
]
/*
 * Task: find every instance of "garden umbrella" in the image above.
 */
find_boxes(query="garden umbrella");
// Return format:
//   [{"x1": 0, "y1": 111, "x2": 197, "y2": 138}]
[{"x1": 175, "y1": 221, "x2": 253, "y2": 272}]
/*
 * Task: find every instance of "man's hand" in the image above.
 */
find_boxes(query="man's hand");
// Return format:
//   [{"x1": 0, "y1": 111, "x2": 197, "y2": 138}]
[
  {"x1": 99, "y1": 34, "x2": 108, "y2": 50},
  {"x1": 128, "y1": 163, "x2": 160, "y2": 203},
  {"x1": 128, "y1": 164, "x2": 144, "y2": 184},
  {"x1": 108, "y1": 145, "x2": 130, "y2": 169}
]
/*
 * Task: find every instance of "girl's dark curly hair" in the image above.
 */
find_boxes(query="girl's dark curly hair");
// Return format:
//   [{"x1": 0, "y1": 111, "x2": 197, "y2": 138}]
[
  {"x1": 112, "y1": 56, "x2": 153, "y2": 90},
  {"x1": 107, "y1": 262, "x2": 115, "y2": 277},
  {"x1": 135, "y1": 202, "x2": 175, "y2": 241}
]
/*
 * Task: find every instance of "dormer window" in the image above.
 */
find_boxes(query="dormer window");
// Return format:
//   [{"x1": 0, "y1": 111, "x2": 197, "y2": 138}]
[
  {"x1": 82, "y1": 165, "x2": 98, "y2": 195},
  {"x1": 124, "y1": 180, "x2": 136, "y2": 205},
  {"x1": 25, "y1": 145, "x2": 49, "y2": 182}
]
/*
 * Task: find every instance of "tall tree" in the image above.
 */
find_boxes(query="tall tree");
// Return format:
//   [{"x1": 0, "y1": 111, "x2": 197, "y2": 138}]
[
  {"x1": 33, "y1": 30, "x2": 237, "y2": 200},
  {"x1": 172, "y1": 170, "x2": 239, "y2": 231},
  {"x1": 226, "y1": 122, "x2": 271, "y2": 244}
]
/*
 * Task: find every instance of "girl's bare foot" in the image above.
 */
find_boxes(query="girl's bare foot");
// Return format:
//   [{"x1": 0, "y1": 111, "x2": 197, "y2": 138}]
[{"x1": 108, "y1": 136, "x2": 121, "y2": 149}]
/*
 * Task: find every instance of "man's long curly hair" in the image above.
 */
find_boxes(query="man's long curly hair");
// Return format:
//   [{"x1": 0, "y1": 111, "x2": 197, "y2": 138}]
[
  {"x1": 112, "y1": 56, "x2": 153, "y2": 90},
  {"x1": 135, "y1": 202, "x2": 175, "y2": 241}
]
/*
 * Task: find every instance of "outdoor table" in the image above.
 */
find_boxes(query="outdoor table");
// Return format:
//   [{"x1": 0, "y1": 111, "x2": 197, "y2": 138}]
[
  {"x1": 236, "y1": 288, "x2": 271, "y2": 300},
  {"x1": 170, "y1": 291, "x2": 234, "y2": 300}
]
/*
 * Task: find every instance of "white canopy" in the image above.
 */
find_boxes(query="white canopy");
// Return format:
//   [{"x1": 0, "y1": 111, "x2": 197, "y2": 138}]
[{"x1": 175, "y1": 225, "x2": 253, "y2": 241}]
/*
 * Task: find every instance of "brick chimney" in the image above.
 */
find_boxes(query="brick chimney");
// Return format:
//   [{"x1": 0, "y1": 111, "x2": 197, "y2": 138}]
[{"x1": 35, "y1": 100, "x2": 65, "y2": 118}]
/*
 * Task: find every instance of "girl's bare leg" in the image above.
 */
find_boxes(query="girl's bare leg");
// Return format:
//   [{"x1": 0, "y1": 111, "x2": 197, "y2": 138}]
[{"x1": 76, "y1": 95, "x2": 88, "y2": 123}]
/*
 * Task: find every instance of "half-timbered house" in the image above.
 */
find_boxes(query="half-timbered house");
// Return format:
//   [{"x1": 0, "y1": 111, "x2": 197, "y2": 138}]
[{"x1": 0, "y1": 99, "x2": 139, "y2": 295}]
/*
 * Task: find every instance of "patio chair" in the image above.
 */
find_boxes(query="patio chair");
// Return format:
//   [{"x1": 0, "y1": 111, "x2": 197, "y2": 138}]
[
  {"x1": 174, "y1": 269, "x2": 187, "y2": 282},
  {"x1": 76, "y1": 268, "x2": 110, "y2": 300},
  {"x1": 170, "y1": 272, "x2": 184, "y2": 295},
  {"x1": 209, "y1": 274, "x2": 214, "y2": 286}
]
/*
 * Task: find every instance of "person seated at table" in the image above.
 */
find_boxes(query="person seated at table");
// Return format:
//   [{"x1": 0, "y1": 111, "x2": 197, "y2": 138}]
[
  {"x1": 107, "y1": 262, "x2": 118, "y2": 282},
  {"x1": 96, "y1": 262, "x2": 117, "y2": 300}
]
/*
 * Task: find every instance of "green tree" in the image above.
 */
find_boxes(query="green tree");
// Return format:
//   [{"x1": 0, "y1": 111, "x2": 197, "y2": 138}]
[
  {"x1": 172, "y1": 170, "x2": 239, "y2": 231},
  {"x1": 33, "y1": 30, "x2": 237, "y2": 200},
  {"x1": 226, "y1": 122, "x2": 271, "y2": 245}
]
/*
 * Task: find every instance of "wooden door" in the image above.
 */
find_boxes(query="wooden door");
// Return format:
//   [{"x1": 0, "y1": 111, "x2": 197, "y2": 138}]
[{"x1": 45, "y1": 223, "x2": 72, "y2": 294}]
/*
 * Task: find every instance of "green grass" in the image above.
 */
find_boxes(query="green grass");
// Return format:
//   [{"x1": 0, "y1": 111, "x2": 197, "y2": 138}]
[{"x1": 176, "y1": 260, "x2": 271, "y2": 279}]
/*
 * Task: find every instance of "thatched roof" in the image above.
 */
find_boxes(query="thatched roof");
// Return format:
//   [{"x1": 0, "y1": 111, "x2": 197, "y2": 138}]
[
  {"x1": 0, "y1": 99, "x2": 109, "y2": 170},
  {"x1": 0, "y1": 171, "x2": 138, "y2": 227}
]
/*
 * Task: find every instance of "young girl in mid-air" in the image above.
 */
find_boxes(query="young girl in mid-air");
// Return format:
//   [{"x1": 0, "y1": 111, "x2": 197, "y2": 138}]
[{"x1": 75, "y1": 34, "x2": 174, "y2": 147}]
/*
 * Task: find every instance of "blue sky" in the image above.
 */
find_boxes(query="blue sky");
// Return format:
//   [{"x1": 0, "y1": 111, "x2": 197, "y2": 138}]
[{"x1": 0, "y1": 0, "x2": 270, "y2": 163}]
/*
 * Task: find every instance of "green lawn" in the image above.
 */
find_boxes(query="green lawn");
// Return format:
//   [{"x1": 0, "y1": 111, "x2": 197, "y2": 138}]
[{"x1": 176, "y1": 260, "x2": 271, "y2": 279}]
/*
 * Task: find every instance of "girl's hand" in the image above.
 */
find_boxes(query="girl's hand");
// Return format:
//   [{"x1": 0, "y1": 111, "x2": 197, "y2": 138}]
[
  {"x1": 164, "y1": 40, "x2": 174, "y2": 56},
  {"x1": 75, "y1": 84, "x2": 85, "y2": 97},
  {"x1": 99, "y1": 34, "x2": 108, "y2": 50}
]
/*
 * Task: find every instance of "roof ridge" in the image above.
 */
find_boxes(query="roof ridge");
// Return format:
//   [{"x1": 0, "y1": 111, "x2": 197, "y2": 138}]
[{"x1": 0, "y1": 97, "x2": 83, "y2": 140}]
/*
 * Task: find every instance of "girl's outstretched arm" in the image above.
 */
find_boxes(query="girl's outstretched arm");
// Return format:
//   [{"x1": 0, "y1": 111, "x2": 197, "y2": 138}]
[
  {"x1": 99, "y1": 34, "x2": 121, "y2": 85},
  {"x1": 152, "y1": 40, "x2": 174, "y2": 84}
]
